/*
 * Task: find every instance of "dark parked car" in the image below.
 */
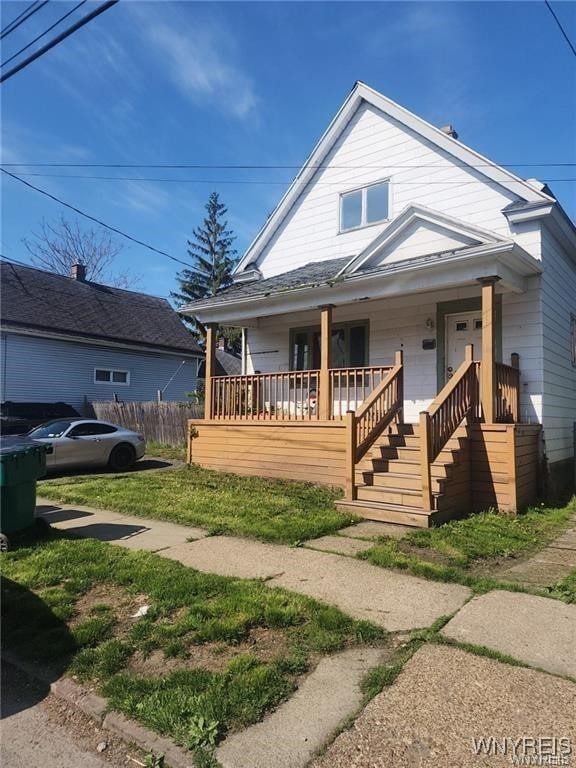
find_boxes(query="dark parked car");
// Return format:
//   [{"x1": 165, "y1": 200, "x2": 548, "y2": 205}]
[{"x1": 0, "y1": 401, "x2": 81, "y2": 436}]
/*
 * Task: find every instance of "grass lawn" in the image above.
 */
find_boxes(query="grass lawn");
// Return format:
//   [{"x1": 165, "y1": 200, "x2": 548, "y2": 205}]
[
  {"x1": 2, "y1": 535, "x2": 385, "y2": 761},
  {"x1": 360, "y1": 499, "x2": 576, "y2": 598},
  {"x1": 39, "y1": 466, "x2": 353, "y2": 544},
  {"x1": 146, "y1": 441, "x2": 186, "y2": 462}
]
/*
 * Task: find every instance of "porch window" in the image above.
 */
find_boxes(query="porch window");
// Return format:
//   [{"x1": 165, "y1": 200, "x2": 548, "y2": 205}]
[
  {"x1": 290, "y1": 321, "x2": 368, "y2": 370},
  {"x1": 340, "y1": 180, "x2": 389, "y2": 231}
]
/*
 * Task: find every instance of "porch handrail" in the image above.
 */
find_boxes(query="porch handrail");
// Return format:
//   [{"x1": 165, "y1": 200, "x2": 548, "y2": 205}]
[
  {"x1": 420, "y1": 344, "x2": 479, "y2": 510},
  {"x1": 345, "y1": 351, "x2": 404, "y2": 499},
  {"x1": 330, "y1": 365, "x2": 393, "y2": 419},
  {"x1": 495, "y1": 354, "x2": 520, "y2": 423}
]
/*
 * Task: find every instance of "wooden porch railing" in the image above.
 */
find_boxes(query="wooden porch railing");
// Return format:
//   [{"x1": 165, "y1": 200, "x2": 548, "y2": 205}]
[
  {"x1": 495, "y1": 353, "x2": 520, "y2": 423},
  {"x1": 420, "y1": 344, "x2": 480, "y2": 511},
  {"x1": 211, "y1": 370, "x2": 320, "y2": 420},
  {"x1": 209, "y1": 365, "x2": 394, "y2": 421},
  {"x1": 330, "y1": 366, "x2": 392, "y2": 419},
  {"x1": 345, "y1": 351, "x2": 404, "y2": 499}
]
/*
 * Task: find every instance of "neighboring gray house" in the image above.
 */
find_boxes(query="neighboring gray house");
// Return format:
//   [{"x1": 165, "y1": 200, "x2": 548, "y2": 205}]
[{"x1": 0, "y1": 261, "x2": 202, "y2": 410}]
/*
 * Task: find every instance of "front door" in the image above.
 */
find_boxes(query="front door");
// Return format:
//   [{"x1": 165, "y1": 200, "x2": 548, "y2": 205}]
[{"x1": 445, "y1": 311, "x2": 482, "y2": 381}]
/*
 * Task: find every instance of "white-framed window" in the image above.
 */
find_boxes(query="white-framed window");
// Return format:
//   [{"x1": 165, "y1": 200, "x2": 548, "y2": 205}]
[
  {"x1": 340, "y1": 179, "x2": 390, "y2": 232},
  {"x1": 94, "y1": 368, "x2": 130, "y2": 385}
]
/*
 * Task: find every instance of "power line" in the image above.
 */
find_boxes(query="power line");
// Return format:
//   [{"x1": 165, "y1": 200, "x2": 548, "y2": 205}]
[
  {"x1": 9, "y1": 171, "x2": 576, "y2": 185},
  {"x1": 1, "y1": 161, "x2": 575, "y2": 169},
  {"x1": 1, "y1": 168, "x2": 191, "y2": 268},
  {"x1": 0, "y1": 0, "x2": 118, "y2": 84},
  {"x1": 545, "y1": 0, "x2": 576, "y2": 58},
  {"x1": 1, "y1": 0, "x2": 87, "y2": 69},
  {"x1": 0, "y1": 1, "x2": 49, "y2": 40}
]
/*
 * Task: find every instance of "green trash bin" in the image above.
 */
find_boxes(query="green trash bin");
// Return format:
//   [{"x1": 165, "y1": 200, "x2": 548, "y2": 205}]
[{"x1": 0, "y1": 436, "x2": 52, "y2": 549}]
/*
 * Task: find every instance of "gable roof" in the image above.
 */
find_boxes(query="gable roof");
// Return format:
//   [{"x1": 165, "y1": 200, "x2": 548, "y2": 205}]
[
  {"x1": 1, "y1": 261, "x2": 202, "y2": 356},
  {"x1": 234, "y1": 82, "x2": 555, "y2": 275},
  {"x1": 342, "y1": 204, "x2": 506, "y2": 275}
]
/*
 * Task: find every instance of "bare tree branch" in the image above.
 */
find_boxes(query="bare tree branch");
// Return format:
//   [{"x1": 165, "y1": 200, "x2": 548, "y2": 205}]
[{"x1": 23, "y1": 215, "x2": 140, "y2": 288}]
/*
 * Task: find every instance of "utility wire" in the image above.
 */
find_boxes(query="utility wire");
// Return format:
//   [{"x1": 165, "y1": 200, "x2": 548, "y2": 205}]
[
  {"x1": 1, "y1": 168, "x2": 191, "y2": 268},
  {"x1": 544, "y1": 0, "x2": 576, "y2": 58},
  {"x1": 1, "y1": 0, "x2": 87, "y2": 69},
  {"x1": 0, "y1": 0, "x2": 118, "y2": 83},
  {"x1": 9, "y1": 171, "x2": 576, "y2": 185},
  {"x1": 2, "y1": 161, "x2": 575, "y2": 169},
  {"x1": 0, "y1": 1, "x2": 49, "y2": 40}
]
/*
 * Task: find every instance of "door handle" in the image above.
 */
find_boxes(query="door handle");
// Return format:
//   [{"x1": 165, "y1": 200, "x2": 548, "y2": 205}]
[{"x1": 92, "y1": 438, "x2": 102, "y2": 442}]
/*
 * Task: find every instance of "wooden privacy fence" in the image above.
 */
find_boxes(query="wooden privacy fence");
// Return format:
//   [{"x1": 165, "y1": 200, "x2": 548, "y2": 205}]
[{"x1": 91, "y1": 400, "x2": 203, "y2": 446}]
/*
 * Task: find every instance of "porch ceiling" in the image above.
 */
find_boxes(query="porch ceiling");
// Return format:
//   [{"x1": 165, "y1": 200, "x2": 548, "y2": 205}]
[{"x1": 186, "y1": 242, "x2": 541, "y2": 326}]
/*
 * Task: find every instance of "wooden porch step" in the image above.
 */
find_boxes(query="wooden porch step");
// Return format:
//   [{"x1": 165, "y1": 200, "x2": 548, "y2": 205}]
[
  {"x1": 361, "y1": 472, "x2": 444, "y2": 492},
  {"x1": 335, "y1": 499, "x2": 433, "y2": 528},
  {"x1": 365, "y1": 459, "x2": 452, "y2": 477},
  {"x1": 373, "y1": 445, "x2": 457, "y2": 463},
  {"x1": 356, "y1": 484, "x2": 423, "y2": 506}
]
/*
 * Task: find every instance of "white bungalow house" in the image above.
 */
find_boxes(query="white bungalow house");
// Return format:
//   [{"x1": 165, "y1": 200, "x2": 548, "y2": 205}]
[{"x1": 183, "y1": 82, "x2": 576, "y2": 527}]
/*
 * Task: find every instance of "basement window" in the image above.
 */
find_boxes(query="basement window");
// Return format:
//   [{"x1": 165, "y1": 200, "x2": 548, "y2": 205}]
[
  {"x1": 340, "y1": 180, "x2": 389, "y2": 232},
  {"x1": 94, "y1": 368, "x2": 130, "y2": 385}
]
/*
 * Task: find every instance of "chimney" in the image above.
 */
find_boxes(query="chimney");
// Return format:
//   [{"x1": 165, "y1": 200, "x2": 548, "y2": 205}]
[
  {"x1": 217, "y1": 337, "x2": 226, "y2": 351},
  {"x1": 70, "y1": 263, "x2": 86, "y2": 281},
  {"x1": 440, "y1": 124, "x2": 458, "y2": 140}
]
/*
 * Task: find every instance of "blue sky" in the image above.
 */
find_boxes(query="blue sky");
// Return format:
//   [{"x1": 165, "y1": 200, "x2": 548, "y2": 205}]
[{"x1": 1, "y1": 1, "x2": 575, "y2": 300}]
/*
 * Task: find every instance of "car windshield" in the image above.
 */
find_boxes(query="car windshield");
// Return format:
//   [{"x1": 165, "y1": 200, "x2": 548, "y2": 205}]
[{"x1": 28, "y1": 420, "x2": 74, "y2": 438}]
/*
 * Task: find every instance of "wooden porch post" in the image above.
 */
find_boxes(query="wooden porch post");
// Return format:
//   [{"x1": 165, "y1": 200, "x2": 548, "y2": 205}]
[
  {"x1": 319, "y1": 305, "x2": 333, "y2": 421},
  {"x1": 478, "y1": 277, "x2": 500, "y2": 424},
  {"x1": 511, "y1": 352, "x2": 520, "y2": 423},
  {"x1": 204, "y1": 323, "x2": 217, "y2": 420}
]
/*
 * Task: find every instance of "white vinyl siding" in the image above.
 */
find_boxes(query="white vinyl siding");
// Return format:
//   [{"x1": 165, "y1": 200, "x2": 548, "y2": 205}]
[
  {"x1": 540, "y1": 230, "x2": 576, "y2": 465},
  {"x1": 245, "y1": 283, "x2": 545, "y2": 425},
  {"x1": 255, "y1": 102, "x2": 519, "y2": 278}
]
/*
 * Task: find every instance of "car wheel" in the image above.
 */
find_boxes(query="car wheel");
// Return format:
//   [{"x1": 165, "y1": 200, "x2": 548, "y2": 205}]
[
  {"x1": 0, "y1": 534, "x2": 9, "y2": 553},
  {"x1": 108, "y1": 443, "x2": 136, "y2": 472}
]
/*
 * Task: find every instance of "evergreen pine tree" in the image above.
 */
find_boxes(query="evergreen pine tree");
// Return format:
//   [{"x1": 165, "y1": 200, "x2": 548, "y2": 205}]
[{"x1": 172, "y1": 192, "x2": 237, "y2": 342}]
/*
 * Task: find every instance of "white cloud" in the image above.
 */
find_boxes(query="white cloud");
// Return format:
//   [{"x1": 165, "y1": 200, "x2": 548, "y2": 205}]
[
  {"x1": 131, "y1": 6, "x2": 257, "y2": 120},
  {"x1": 114, "y1": 180, "x2": 170, "y2": 215}
]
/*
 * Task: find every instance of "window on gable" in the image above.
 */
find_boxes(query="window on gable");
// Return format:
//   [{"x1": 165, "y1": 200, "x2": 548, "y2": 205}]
[
  {"x1": 340, "y1": 181, "x2": 389, "y2": 232},
  {"x1": 94, "y1": 368, "x2": 130, "y2": 385}
]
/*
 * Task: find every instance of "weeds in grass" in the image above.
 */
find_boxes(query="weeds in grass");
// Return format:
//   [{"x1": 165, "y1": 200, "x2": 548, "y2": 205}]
[
  {"x1": 2, "y1": 536, "x2": 385, "y2": 748},
  {"x1": 405, "y1": 501, "x2": 575, "y2": 566},
  {"x1": 360, "y1": 500, "x2": 575, "y2": 593},
  {"x1": 39, "y1": 467, "x2": 354, "y2": 544},
  {"x1": 546, "y1": 569, "x2": 576, "y2": 603}
]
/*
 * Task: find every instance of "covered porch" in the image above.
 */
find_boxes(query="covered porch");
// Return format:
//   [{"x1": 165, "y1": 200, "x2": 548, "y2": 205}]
[{"x1": 186, "y1": 243, "x2": 543, "y2": 524}]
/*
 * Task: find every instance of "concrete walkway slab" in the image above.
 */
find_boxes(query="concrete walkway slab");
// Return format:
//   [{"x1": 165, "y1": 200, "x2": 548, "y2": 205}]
[
  {"x1": 339, "y1": 521, "x2": 411, "y2": 540},
  {"x1": 442, "y1": 590, "x2": 576, "y2": 678},
  {"x1": 160, "y1": 537, "x2": 470, "y2": 631},
  {"x1": 216, "y1": 647, "x2": 384, "y2": 768},
  {"x1": 303, "y1": 535, "x2": 374, "y2": 556},
  {"x1": 37, "y1": 500, "x2": 208, "y2": 552},
  {"x1": 312, "y1": 644, "x2": 576, "y2": 768}
]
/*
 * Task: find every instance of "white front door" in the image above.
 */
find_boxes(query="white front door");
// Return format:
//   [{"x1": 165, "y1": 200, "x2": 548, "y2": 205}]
[{"x1": 445, "y1": 311, "x2": 482, "y2": 382}]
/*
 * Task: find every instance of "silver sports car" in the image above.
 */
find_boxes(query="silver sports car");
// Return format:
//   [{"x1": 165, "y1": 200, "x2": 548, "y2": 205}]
[{"x1": 28, "y1": 419, "x2": 146, "y2": 472}]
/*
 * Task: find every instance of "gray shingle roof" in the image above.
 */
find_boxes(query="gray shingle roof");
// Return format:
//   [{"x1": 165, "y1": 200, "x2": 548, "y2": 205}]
[
  {"x1": 185, "y1": 256, "x2": 351, "y2": 310},
  {"x1": 1, "y1": 261, "x2": 202, "y2": 356}
]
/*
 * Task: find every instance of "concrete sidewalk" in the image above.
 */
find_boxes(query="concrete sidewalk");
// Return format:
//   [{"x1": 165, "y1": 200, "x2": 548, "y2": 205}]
[{"x1": 37, "y1": 499, "x2": 469, "y2": 631}]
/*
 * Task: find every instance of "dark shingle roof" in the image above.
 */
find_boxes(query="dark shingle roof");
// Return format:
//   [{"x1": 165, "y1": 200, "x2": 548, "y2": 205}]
[
  {"x1": 1, "y1": 261, "x2": 202, "y2": 356},
  {"x1": 186, "y1": 256, "x2": 351, "y2": 310},
  {"x1": 198, "y1": 348, "x2": 242, "y2": 378}
]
